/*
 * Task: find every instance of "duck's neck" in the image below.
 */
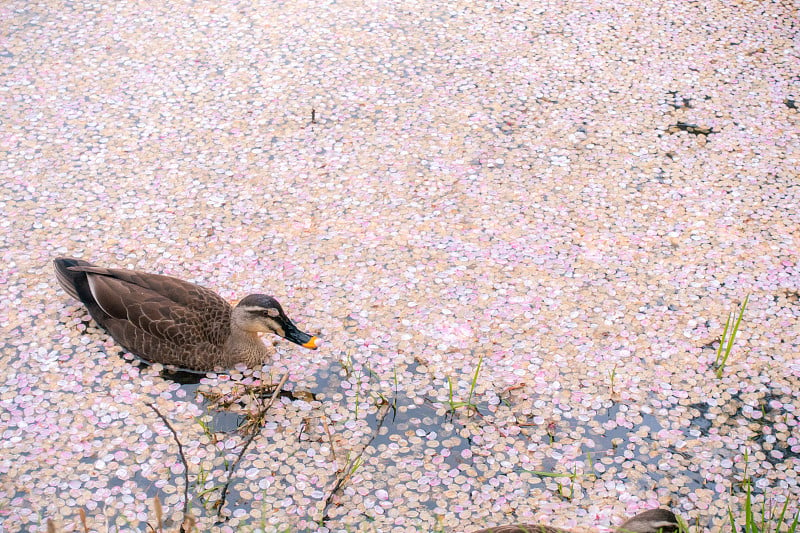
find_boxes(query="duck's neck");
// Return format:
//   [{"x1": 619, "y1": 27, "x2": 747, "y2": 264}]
[{"x1": 223, "y1": 327, "x2": 270, "y2": 368}]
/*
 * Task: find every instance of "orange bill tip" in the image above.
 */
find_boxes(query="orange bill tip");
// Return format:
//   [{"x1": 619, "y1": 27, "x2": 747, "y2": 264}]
[{"x1": 303, "y1": 336, "x2": 319, "y2": 350}]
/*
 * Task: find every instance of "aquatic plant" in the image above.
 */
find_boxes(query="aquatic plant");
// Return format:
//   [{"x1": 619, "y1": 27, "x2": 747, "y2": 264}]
[
  {"x1": 446, "y1": 354, "x2": 484, "y2": 415},
  {"x1": 727, "y1": 485, "x2": 799, "y2": 533},
  {"x1": 526, "y1": 468, "x2": 578, "y2": 501},
  {"x1": 724, "y1": 448, "x2": 799, "y2": 533},
  {"x1": 340, "y1": 348, "x2": 354, "y2": 377},
  {"x1": 714, "y1": 294, "x2": 749, "y2": 378},
  {"x1": 608, "y1": 363, "x2": 618, "y2": 398}
]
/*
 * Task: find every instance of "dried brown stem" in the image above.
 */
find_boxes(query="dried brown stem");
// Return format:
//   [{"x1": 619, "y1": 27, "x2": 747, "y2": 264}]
[
  {"x1": 146, "y1": 402, "x2": 190, "y2": 532},
  {"x1": 320, "y1": 402, "x2": 391, "y2": 523},
  {"x1": 78, "y1": 509, "x2": 88, "y2": 533},
  {"x1": 217, "y1": 372, "x2": 289, "y2": 518},
  {"x1": 322, "y1": 414, "x2": 338, "y2": 464}
]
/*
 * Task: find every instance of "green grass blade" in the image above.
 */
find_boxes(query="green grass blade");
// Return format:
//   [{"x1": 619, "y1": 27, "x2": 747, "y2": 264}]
[
  {"x1": 732, "y1": 293, "x2": 749, "y2": 328},
  {"x1": 447, "y1": 375, "x2": 455, "y2": 410},
  {"x1": 726, "y1": 294, "x2": 749, "y2": 356},
  {"x1": 744, "y1": 481, "x2": 754, "y2": 533},
  {"x1": 727, "y1": 506, "x2": 737, "y2": 533},
  {"x1": 774, "y1": 498, "x2": 791, "y2": 530},
  {"x1": 526, "y1": 470, "x2": 573, "y2": 478},
  {"x1": 467, "y1": 354, "x2": 484, "y2": 406},
  {"x1": 715, "y1": 312, "x2": 732, "y2": 367},
  {"x1": 788, "y1": 508, "x2": 800, "y2": 533}
]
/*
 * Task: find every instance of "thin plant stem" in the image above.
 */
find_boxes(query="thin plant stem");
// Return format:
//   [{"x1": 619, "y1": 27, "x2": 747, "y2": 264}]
[
  {"x1": 146, "y1": 403, "x2": 190, "y2": 530},
  {"x1": 217, "y1": 372, "x2": 289, "y2": 518}
]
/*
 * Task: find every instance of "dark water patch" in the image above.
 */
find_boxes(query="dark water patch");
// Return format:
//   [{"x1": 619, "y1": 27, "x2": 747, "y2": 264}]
[
  {"x1": 667, "y1": 122, "x2": 716, "y2": 136},
  {"x1": 666, "y1": 91, "x2": 693, "y2": 110},
  {"x1": 751, "y1": 391, "x2": 800, "y2": 464},
  {"x1": 681, "y1": 386, "x2": 800, "y2": 484},
  {"x1": 150, "y1": 358, "x2": 478, "y2": 522},
  {"x1": 157, "y1": 367, "x2": 207, "y2": 386},
  {"x1": 686, "y1": 401, "x2": 714, "y2": 435},
  {"x1": 89, "y1": 353, "x2": 797, "y2": 527}
]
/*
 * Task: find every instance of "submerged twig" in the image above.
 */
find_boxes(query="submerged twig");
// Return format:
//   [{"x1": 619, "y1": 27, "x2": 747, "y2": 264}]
[
  {"x1": 150, "y1": 495, "x2": 163, "y2": 533},
  {"x1": 78, "y1": 509, "x2": 88, "y2": 533},
  {"x1": 322, "y1": 414, "x2": 338, "y2": 464},
  {"x1": 217, "y1": 372, "x2": 289, "y2": 518},
  {"x1": 146, "y1": 403, "x2": 191, "y2": 531}
]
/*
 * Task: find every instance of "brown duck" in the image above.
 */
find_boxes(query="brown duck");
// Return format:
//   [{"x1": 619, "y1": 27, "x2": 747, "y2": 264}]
[
  {"x1": 54, "y1": 258, "x2": 318, "y2": 372},
  {"x1": 471, "y1": 509, "x2": 681, "y2": 533}
]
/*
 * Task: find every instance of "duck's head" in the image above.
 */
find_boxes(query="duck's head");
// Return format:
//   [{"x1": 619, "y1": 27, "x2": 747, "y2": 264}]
[
  {"x1": 616, "y1": 509, "x2": 680, "y2": 533},
  {"x1": 233, "y1": 294, "x2": 318, "y2": 349}
]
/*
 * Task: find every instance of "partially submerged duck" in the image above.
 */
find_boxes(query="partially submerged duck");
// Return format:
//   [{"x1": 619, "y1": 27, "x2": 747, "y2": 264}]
[
  {"x1": 471, "y1": 509, "x2": 681, "y2": 533},
  {"x1": 54, "y1": 257, "x2": 318, "y2": 372}
]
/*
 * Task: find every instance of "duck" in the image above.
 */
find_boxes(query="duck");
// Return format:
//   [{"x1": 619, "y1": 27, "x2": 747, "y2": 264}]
[
  {"x1": 54, "y1": 257, "x2": 318, "y2": 372},
  {"x1": 471, "y1": 509, "x2": 680, "y2": 533}
]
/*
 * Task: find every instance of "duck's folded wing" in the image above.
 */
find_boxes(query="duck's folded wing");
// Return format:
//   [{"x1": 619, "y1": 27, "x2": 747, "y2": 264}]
[
  {"x1": 101, "y1": 315, "x2": 222, "y2": 370},
  {"x1": 70, "y1": 265, "x2": 228, "y2": 310},
  {"x1": 69, "y1": 265, "x2": 232, "y2": 343},
  {"x1": 76, "y1": 269, "x2": 231, "y2": 346}
]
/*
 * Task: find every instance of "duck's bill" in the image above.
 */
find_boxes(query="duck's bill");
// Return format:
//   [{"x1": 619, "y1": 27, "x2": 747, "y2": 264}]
[
  {"x1": 284, "y1": 323, "x2": 319, "y2": 350},
  {"x1": 302, "y1": 336, "x2": 319, "y2": 349}
]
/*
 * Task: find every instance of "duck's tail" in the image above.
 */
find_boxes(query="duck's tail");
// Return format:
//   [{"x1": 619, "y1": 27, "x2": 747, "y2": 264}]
[{"x1": 53, "y1": 257, "x2": 95, "y2": 301}]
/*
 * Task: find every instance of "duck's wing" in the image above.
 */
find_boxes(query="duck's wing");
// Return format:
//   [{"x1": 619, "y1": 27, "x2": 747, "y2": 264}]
[
  {"x1": 72, "y1": 264, "x2": 229, "y2": 316},
  {"x1": 55, "y1": 259, "x2": 232, "y2": 365},
  {"x1": 83, "y1": 270, "x2": 231, "y2": 343},
  {"x1": 99, "y1": 312, "x2": 224, "y2": 370}
]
